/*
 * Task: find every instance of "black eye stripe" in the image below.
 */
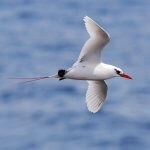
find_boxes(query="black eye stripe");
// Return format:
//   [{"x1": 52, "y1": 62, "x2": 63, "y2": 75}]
[{"x1": 115, "y1": 69, "x2": 120, "y2": 74}]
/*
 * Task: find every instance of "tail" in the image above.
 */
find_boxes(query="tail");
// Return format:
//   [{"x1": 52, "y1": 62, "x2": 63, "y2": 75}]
[{"x1": 8, "y1": 74, "x2": 58, "y2": 83}]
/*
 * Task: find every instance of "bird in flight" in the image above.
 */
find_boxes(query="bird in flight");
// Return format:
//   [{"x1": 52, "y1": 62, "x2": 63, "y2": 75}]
[{"x1": 11, "y1": 16, "x2": 132, "y2": 113}]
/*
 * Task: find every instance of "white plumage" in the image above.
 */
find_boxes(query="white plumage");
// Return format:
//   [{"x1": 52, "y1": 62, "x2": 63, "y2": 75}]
[
  {"x1": 86, "y1": 80, "x2": 107, "y2": 113},
  {"x1": 76, "y1": 16, "x2": 110, "y2": 65},
  {"x1": 12, "y1": 16, "x2": 132, "y2": 113}
]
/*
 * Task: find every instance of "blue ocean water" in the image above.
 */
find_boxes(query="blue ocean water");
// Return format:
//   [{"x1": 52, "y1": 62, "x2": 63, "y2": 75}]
[{"x1": 0, "y1": 0, "x2": 150, "y2": 150}]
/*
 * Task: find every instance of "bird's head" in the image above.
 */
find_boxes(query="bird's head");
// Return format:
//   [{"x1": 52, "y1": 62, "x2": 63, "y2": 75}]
[{"x1": 114, "y1": 67, "x2": 132, "y2": 79}]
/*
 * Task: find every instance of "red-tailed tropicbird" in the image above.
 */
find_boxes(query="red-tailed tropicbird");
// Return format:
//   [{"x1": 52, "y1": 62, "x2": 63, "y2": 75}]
[{"x1": 11, "y1": 16, "x2": 132, "y2": 113}]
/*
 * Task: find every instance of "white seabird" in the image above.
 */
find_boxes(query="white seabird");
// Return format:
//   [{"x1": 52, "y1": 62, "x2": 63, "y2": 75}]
[{"x1": 11, "y1": 16, "x2": 132, "y2": 113}]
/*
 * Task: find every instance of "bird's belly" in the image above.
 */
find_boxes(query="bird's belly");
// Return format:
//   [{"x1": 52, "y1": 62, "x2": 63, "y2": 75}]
[
  {"x1": 65, "y1": 66, "x2": 104, "y2": 80},
  {"x1": 65, "y1": 64, "x2": 113, "y2": 81}
]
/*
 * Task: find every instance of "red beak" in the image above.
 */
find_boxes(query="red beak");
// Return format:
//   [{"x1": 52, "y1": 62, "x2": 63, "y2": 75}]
[{"x1": 119, "y1": 73, "x2": 132, "y2": 80}]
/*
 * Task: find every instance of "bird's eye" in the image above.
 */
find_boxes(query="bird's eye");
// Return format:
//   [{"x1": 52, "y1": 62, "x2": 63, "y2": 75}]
[{"x1": 115, "y1": 69, "x2": 120, "y2": 74}]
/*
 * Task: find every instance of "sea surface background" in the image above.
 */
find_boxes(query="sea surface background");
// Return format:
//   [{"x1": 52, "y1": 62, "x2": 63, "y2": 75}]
[{"x1": 0, "y1": 0, "x2": 150, "y2": 150}]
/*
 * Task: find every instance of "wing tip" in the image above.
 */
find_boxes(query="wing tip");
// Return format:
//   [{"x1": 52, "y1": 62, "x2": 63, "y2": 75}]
[
  {"x1": 83, "y1": 16, "x2": 93, "y2": 23},
  {"x1": 86, "y1": 100, "x2": 103, "y2": 113},
  {"x1": 87, "y1": 106, "x2": 100, "y2": 113},
  {"x1": 83, "y1": 16, "x2": 111, "y2": 40}
]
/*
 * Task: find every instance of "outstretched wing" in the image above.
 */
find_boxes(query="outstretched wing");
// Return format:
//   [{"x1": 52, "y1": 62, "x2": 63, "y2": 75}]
[
  {"x1": 86, "y1": 80, "x2": 108, "y2": 113},
  {"x1": 75, "y1": 16, "x2": 110, "y2": 65}
]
